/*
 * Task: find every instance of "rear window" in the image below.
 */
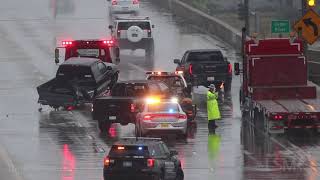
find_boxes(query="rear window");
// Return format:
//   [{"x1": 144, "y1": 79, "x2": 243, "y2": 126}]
[
  {"x1": 109, "y1": 145, "x2": 149, "y2": 157},
  {"x1": 118, "y1": 22, "x2": 151, "y2": 30},
  {"x1": 111, "y1": 83, "x2": 148, "y2": 97},
  {"x1": 148, "y1": 76, "x2": 184, "y2": 88},
  {"x1": 57, "y1": 65, "x2": 93, "y2": 80},
  {"x1": 187, "y1": 51, "x2": 223, "y2": 62},
  {"x1": 147, "y1": 103, "x2": 179, "y2": 113}
]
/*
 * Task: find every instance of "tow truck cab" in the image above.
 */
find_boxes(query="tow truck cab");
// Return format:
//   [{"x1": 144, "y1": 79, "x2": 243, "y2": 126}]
[{"x1": 55, "y1": 39, "x2": 120, "y2": 64}]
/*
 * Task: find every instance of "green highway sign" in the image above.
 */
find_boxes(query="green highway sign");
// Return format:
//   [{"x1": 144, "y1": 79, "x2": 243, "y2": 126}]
[{"x1": 271, "y1": 20, "x2": 290, "y2": 33}]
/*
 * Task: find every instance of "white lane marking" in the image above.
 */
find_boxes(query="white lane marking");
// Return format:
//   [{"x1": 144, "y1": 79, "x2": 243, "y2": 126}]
[{"x1": 0, "y1": 143, "x2": 25, "y2": 180}]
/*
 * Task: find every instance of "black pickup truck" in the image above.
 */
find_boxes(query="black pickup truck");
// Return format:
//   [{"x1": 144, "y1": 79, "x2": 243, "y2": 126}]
[
  {"x1": 92, "y1": 80, "x2": 171, "y2": 133},
  {"x1": 174, "y1": 49, "x2": 232, "y2": 92},
  {"x1": 37, "y1": 57, "x2": 119, "y2": 110}
]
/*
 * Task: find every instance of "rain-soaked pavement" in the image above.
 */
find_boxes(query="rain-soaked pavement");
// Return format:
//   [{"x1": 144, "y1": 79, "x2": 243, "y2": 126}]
[{"x1": 1, "y1": 0, "x2": 320, "y2": 180}]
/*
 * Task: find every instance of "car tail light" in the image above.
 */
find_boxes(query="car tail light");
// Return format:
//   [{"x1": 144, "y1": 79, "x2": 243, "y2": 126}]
[
  {"x1": 273, "y1": 115, "x2": 283, "y2": 120},
  {"x1": 112, "y1": 0, "x2": 117, "y2": 5},
  {"x1": 147, "y1": 159, "x2": 155, "y2": 167},
  {"x1": 143, "y1": 115, "x2": 153, "y2": 121},
  {"x1": 117, "y1": 146, "x2": 125, "y2": 150},
  {"x1": 228, "y1": 63, "x2": 232, "y2": 74},
  {"x1": 189, "y1": 64, "x2": 193, "y2": 75},
  {"x1": 178, "y1": 114, "x2": 187, "y2": 119},
  {"x1": 130, "y1": 103, "x2": 135, "y2": 112},
  {"x1": 133, "y1": 0, "x2": 139, "y2": 4},
  {"x1": 104, "y1": 156, "x2": 115, "y2": 167}
]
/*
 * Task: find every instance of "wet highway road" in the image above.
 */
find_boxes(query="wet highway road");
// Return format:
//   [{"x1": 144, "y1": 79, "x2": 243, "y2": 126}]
[{"x1": 0, "y1": 0, "x2": 320, "y2": 180}]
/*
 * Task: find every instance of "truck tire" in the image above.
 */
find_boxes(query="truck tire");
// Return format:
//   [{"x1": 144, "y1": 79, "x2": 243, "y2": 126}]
[{"x1": 98, "y1": 121, "x2": 111, "y2": 133}]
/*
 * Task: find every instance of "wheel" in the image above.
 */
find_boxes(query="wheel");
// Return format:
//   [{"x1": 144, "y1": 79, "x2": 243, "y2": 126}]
[
  {"x1": 98, "y1": 121, "x2": 111, "y2": 133},
  {"x1": 176, "y1": 168, "x2": 184, "y2": 180}
]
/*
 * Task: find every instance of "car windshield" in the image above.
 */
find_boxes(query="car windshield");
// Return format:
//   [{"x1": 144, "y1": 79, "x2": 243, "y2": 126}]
[
  {"x1": 109, "y1": 145, "x2": 149, "y2": 157},
  {"x1": 147, "y1": 102, "x2": 179, "y2": 113},
  {"x1": 187, "y1": 51, "x2": 223, "y2": 62},
  {"x1": 118, "y1": 21, "x2": 151, "y2": 30}
]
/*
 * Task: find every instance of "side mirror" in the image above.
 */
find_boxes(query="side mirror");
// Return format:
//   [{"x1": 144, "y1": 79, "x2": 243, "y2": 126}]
[
  {"x1": 152, "y1": 25, "x2": 155, "y2": 28},
  {"x1": 55, "y1": 48, "x2": 60, "y2": 64},
  {"x1": 173, "y1": 59, "x2": 181, "y2": 64},
  {"x1": 108, "y1": 25, "x2": 114, "y2": 30},
  {"x1": 234, "y1": 63, "x2": 240, "y2": 76},
  {"x1": 170, "y1": 150, "x2": 178, "y2": 156}
]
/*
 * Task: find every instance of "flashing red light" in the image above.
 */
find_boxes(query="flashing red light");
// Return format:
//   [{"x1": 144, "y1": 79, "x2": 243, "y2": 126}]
[
  {"x1": 147, "y1": 158, "x2": 155, "y2": 167},
  {"x1": 103, "y1": 40, "x2": 114, "y2": 46},
  {"x1": 189, "y1": 64, "x2": 193, "y2": 75},
  {"x1": 62, "y1": 41, "x2": 73, "y2": 45},
  {"x1": 112, "y1": 0, "x2": 117, "y2": 5},
  {"x1": 228, "y1": 63, "x2": 232, "y2": 74},
  {"x1": 274, "y1": 115, "x2": 283, "y2": 120},
  {"x1": 133, "y1": 0, "x2": 139, "y2": 4}
]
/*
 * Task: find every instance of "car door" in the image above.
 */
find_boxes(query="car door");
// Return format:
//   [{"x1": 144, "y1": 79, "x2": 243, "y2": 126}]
[
  {"x1": 94, "y1": 62, "x2": 111, "y2": 96},
  {"x1": 151, "y1": 143, "x2": 176, "y2": 179}
]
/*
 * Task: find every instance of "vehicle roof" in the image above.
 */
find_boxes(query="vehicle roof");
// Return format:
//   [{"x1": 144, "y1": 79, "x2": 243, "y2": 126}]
[
  {"x1": 61, "y1": 57, "x2": 99, "y2": 67},
  {"x1": 113, "y1": 137, "x2": 162, "y2": 146},
  {"x1": 186, "y1": 49, "x2": 222, "y2": 53}
]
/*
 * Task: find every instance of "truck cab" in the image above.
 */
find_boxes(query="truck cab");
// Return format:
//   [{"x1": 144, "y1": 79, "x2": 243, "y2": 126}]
[{"x1": 55, "y1": 39, "x2": 120, "y2": 65}]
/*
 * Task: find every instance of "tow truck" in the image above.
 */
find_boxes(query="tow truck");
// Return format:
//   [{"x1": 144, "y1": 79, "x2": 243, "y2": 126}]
[
  {"x1": 234, "y1": 30, "x2": 320, "y2": 134},
  {"x1": 54, "y1": 39, "x2": 120, "y2": 64},
  {"x1": 146, "y1": 71, "x2": 197, "y2": 123}
]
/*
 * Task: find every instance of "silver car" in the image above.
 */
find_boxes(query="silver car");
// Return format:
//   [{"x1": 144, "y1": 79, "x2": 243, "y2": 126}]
[{"x1": 136, "y1": 99, "x2": 188, "y2": 137}]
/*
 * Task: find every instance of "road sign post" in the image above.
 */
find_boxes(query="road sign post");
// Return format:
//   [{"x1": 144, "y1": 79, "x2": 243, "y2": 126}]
[{"x1": 271, "y1": 20, "x2": 290, "y2": 34}]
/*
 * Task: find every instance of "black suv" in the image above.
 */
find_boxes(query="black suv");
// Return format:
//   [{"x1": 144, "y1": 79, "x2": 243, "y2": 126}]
[
  {"x1": 103, "y1": 137, "x2": 184, "y2": 180},
  {"x1": 174, "y1": 49, "x2": 232, "y2": 92},
  {"x1": 92, "y1": 80, "x2": 172, "y2": 132}
]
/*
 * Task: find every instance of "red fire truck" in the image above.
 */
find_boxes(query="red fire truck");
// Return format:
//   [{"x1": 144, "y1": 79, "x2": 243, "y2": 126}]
[
  {"x1": 54, "y1": 39, "x2": 120, "y2": 64},
  {"x1": 234, "y1": 34, "x2": 320, "y2": 134}
]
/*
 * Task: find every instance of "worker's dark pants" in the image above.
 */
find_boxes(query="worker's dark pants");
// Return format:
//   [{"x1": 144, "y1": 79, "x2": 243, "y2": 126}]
[{"x1": 208, "y1": 120, "x2": 217, "y2": 133}]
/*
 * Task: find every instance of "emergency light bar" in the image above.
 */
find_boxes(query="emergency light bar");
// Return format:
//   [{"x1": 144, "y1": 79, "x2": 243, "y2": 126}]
[
  {"x1": 62, "y1": 40, "x2": 115, "y2": 47},
  {"x1": 146, "y1": 71, "x2": 176, "y2": 75}
]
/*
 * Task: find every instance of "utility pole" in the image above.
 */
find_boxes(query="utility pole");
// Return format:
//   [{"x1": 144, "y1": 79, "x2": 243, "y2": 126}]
[{"x1": 244, "y1": 0, "x2": 250, "y2": 36}]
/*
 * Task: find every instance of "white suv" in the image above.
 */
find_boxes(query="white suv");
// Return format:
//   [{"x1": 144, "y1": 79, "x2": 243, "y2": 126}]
[
  {"x1": 108, "y1": 0, "x2": 139, "y2": 14},
  {"x1": 109, "y1": 16, "x2": 155, "y2": 60}
]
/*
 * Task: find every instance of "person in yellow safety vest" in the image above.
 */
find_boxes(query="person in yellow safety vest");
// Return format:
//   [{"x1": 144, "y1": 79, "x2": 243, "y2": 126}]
[{"x1": 207, "y1": 84, "x2": 221, "y2": 132}]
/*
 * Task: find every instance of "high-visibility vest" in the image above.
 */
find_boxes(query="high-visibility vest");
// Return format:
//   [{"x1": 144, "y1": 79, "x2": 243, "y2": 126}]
[{"x1": 207, "y1": 91, "x2": 221, "y2": 121}]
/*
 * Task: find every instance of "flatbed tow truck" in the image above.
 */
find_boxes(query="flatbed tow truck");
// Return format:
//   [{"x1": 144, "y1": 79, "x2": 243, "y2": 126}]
[{"x1": 234, "y1": 32, "x2": 320, "y2": 134}]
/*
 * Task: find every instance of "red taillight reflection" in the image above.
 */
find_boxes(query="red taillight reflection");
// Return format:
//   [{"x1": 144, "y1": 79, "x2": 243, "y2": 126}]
[
  {"x1": 62, "y1": 144, "x2": 75, "y2": 180},
  {"x1": 147, "y1": 159, "x2": 155, "y2": 167},
  {"x1": 189, "y1": 65, "x2": 193, "y2": 75}
]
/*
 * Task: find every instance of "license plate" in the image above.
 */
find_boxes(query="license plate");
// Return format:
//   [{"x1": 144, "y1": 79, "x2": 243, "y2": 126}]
[
  {"x1": 207, "y1": 76, "x2": 215, "y2": 81},
  {"x1": 123, "y1": 161, "x2": 132, "y2": 167},
  {"x1": 109, "y1": 116, "x2": 116, "y2": 120},
  {"x1": 132, "y1": 34, "x2": 138, "y2": 37},
  {"x1": 161, "y1": 123, "x2": 169, "y2": 128}
]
